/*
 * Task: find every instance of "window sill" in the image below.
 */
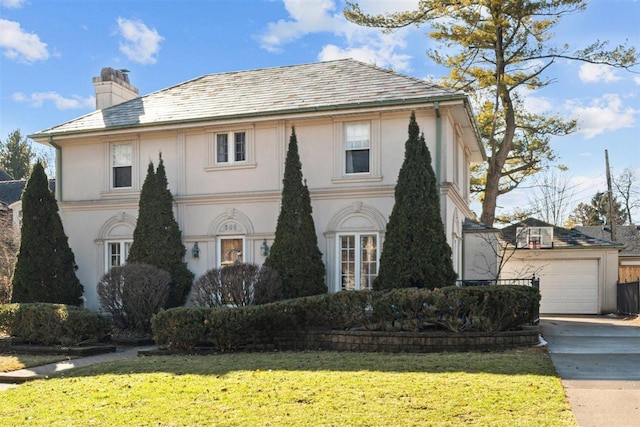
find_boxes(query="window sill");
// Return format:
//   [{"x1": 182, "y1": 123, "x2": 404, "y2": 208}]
[
  {"x1": 101, "y1": 188, "x2": 140, "y2": 198},
  {"x1": 205, "y1": 162, "x2": 257, "y2": 172},
  {"x1": 332, "y1": 175, "x2": 382, "y2": 184}
]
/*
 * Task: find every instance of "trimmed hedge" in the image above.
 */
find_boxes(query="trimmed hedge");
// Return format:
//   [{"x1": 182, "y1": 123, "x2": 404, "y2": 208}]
[
  {"x1": 0, "y1": 303, "x2": 112, "y2": 346},
  {"x1": 152, "y1": 285, "x2": 540, "y2": 350}
]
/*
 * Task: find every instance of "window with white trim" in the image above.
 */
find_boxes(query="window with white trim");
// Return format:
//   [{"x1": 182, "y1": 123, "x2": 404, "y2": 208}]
[
  {"x1": 216, "y1": 132, "x2": 246, "y2": 164},
  {"x1": 111, "y1": 143, "x2": 132, "y2": 188},
  {"x1": 338, "y1": 233, "x2": 378, "y2": 290},
  {"x1": 106, "y1": 241, "x2": 131, "y2": 270},
  {"x1": 345, "y1": 123, "x2": 370, "y2": 174},
  {"x1": 516, "y1": 226, "x2": 553, "y2": 249}
]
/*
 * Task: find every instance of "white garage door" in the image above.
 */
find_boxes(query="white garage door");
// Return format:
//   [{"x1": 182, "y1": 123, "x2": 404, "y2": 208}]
[{"x1": 503, "y1": 259, "x2": 599, "y2": 314}]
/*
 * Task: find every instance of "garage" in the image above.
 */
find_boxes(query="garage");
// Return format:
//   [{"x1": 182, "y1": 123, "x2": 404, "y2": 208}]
[
  {"x1": 502, "y1": 259, "x2": 599, "y2": 314},
  {"x1": 464, "y1": 218, "x2": 623, "y2": 315}
]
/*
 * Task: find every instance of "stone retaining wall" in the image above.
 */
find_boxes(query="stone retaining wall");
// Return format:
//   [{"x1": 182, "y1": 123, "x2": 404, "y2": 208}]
[{"x1": 275, "y1": 328, "x2": 539, "y2": 353}]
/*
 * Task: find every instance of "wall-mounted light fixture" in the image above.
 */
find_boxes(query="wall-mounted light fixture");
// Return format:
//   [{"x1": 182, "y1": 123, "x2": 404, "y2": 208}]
[
  {"x1": 192, "y1": 242, "x2": 200, "y2": 259},
  {"x1": 261, "y1": 239, "x2": 270, "y2": 257}
]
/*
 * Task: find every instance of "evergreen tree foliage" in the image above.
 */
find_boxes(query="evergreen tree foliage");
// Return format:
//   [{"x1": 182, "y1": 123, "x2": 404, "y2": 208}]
[
  {"x1": 0, "y1": 129, "x2": 36, "y2": 180},
  {"x1": 374, "y1": 112, "x2": 456, "y2": 290},
  {"x1": 569, "y1": 191, "x2": 627, "y2": 226},
  {"x1": 127, "y1": 155, "x2": 194, "y2": 307},
  {"x1": 11, "y1": 162, "x2": 83, "y2": 305},
  {"x1": 265, "y1": 127, "x2": 326, "y2": 299}
]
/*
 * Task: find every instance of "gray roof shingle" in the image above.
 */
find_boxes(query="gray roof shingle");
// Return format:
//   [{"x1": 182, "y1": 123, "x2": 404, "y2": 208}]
[
  {"x1": 0, "y1": 179, "x2": 55, "y2": 206},
  {"x1": 576, "y1": 225, "x2": 640, "y2": 256},
  {"x1": 0, "y1": 169, "x2": 13, "y2": 181},
  {"x1": 31, "y1": 59, "x2": 466, "y2": 137},
  {"x1": 501, "y1": 218, "x2": 623, "y2": 249}
]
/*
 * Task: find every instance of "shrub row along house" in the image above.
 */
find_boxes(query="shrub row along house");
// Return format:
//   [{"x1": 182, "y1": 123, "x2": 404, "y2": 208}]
[{"x1": 28, "y1": 60, "x2": 484, "y2": 312}]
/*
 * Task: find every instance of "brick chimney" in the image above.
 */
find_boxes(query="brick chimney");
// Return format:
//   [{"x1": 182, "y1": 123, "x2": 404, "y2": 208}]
[{"x1": 92, "y1": 67, "x2": 139, "y2": 110}]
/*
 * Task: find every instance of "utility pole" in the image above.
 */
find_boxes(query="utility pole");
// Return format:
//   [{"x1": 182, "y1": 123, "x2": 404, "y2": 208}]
[{"x1": 605, "y1": 149, "x2": 617, "y2": 242}]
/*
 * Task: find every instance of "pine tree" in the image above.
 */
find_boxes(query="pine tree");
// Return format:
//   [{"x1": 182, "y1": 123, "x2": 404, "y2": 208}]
[
  {"x1": 11, "y1": 162, "x2": 83, "y2": 304},
  {"x1": 127, "y1": 155, "x2": 194, "y2": 307},
  {"x1": 0, "y1": 129, "x2": 36, "y2": 180},
  {"x1": 374, "y1": 112, "x2": 456, "y2": 290},
  {"x1": 265, "y1": 127, "x2": 326, "y2": 299}
]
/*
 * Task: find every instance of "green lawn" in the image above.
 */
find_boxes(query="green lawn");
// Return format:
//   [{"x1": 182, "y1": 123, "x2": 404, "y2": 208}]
[
  {"x1": 0, "y1": 352, "x2": 75, "y2": 372},
  {"x1": 0, "y1": 349, "x2": 576, "y2": 427}
]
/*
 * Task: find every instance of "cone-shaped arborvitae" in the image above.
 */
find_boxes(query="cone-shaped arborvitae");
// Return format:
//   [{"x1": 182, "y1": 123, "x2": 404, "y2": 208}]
[
  {"x1": 12, "y1": 162, "x2": 83, "y2": 304},
  {"x1": 265, "y1": 127, "x2": 326, "y2": 299},
  {"x1": 374, "y1": 112, "x2": 456, "y2": 290},
  {"x1": 128, "y1": 155, "x2": 194, "y2": 307}
]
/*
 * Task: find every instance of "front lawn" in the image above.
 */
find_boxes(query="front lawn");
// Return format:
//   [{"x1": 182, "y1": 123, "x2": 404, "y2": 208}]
[{"x1": 0, "y1": 349, "x2": 576, "y2": 426}]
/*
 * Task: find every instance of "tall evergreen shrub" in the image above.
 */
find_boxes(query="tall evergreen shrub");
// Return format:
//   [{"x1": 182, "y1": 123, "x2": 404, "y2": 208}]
[
  {"x1": 374, "y1": 112, "x2": 456, "y2": 290},
  {"x1": 128, "y1": 155, "x2": 194, "y2": 307},
  {"x1": 265, "y1": 127, "x2": 326, "y2": 299},
  {"x1": 11, "y1": 162, "x2": 83, "y2": 305}
]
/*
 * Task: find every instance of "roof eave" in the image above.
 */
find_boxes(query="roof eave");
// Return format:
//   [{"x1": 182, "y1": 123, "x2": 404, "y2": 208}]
[{"x1": 29, "y1": 94, "x2": 471, "y2": 141}]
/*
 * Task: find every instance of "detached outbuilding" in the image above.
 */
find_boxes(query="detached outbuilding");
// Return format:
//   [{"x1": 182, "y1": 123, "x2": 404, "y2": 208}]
[{"x1": 464, "y1": 218, "x2": 622, "y2": 315}]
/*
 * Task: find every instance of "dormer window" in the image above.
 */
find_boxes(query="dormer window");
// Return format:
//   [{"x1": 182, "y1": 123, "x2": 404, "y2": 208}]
[{"x1": 516, "y1": 226, "x2": 553, "y2": 249}]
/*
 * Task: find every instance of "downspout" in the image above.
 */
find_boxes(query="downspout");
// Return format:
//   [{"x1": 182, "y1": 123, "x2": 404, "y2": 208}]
[
  {"x1": 48, "y1": 136, "x2": 62, "y2": 201},
  {"x1": 434, "y1": 101, "x2": 442, "y2": 183}
]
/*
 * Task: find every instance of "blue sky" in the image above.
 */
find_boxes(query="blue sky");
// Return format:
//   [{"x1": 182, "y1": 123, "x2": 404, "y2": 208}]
[{"x1": 1, "y1": 0, "x2": 639, "y2": 221}]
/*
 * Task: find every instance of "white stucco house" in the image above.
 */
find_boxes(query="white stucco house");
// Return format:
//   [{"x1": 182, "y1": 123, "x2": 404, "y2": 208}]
[{"x1": 29, "y1": 60, "x2": 485, "y2": 311}]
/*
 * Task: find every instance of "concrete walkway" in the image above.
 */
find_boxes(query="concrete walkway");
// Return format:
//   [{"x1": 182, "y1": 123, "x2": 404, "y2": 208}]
[
  {"x1": 0, "y1": 345, "x2": 155, "y2": 391},
  {"x1": 540, "y1": 315, "x2": 640, "y2": 427}
]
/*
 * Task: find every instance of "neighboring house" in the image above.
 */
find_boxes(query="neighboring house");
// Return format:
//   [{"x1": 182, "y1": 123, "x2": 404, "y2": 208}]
[
  {"x1": 0, "y1": 177, "x2": 56, "y2": 240},
  {"x1": 0, "y1": 169, "x2": 14, "y2": 181},
  {"x1": 497, "y1": 218, "x2": 622, "y2": 314},
  {"x1": 576, "y1": 225, "x2": 640, "y2": 283},
  {"x1": 29, "y1": 60, "x2": 485, "y2": 311}
]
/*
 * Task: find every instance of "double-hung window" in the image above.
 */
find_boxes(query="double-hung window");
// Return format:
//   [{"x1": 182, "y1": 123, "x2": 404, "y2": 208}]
[
  {"x1": 216, "y1": 132, "x2": 246, "y2": 164},
  {"x1": 338, "y1": 233, "x2": 378, "y2": 291},
  {"x1": 345, "y1": 123, "x2": 370, "y2": 174},
  {"x1": 112, "y1": 143, "x2": 132, "y2": 188}
]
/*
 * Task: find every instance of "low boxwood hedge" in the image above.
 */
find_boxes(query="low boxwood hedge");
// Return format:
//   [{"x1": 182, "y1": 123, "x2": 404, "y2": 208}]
[
  {"x1": 0, "y1": 303, "x2": 112, "y2": 346},
  {"x1": 152, "y1": 285, "x2": 540, "y2": 351}
]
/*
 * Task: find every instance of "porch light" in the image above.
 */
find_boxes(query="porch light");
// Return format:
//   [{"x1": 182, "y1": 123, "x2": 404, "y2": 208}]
[
  {"x1": 261, "y1": 239, "x2": 270, "y2": 257},
  {"x1": 192, "y1": 242, "x2": 200, "y2": 258}
]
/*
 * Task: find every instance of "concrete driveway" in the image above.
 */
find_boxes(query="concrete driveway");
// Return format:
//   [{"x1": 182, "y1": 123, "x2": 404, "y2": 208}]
[{"x1": 540, "y1": 315, "x2": 640, "y2": 427}]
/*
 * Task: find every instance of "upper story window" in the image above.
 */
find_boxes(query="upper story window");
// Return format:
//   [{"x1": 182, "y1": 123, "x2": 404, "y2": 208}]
[
  {"x1": 216, "y1": 132, "x2": 246, "y2": 164},
  {"x1": 516, "y1": 226, "x2": 554, "y2": 249},
  {"x1": 345, "y1": 123, "x2": 370, "y2": 174},
  {"x1": 112, "y1": 143, "x2": 132, "y2": 188},
  {"x1": 207, "y1": 128, "x2": 255, "y2": 171}
]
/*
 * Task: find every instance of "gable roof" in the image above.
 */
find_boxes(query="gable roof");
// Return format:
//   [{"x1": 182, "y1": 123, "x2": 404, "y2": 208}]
[
  {"x1": 0, "y1": 169, "x2": 13, "y2": 181},
  {"x1": 0, "y1": 179, "x2": 56, "y2": 206},
  {"x1": 30, "y1": 59, "x2": 478, "y2": 140},
  {"x1": 501, "y1": 218, "x2": 623, "y2": 249},
  {"x1": 575, "y1": 225, "x2": 640, "y2": 256}
]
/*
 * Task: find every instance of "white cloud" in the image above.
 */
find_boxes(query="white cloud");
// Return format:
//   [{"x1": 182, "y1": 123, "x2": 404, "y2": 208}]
[
  {"x1": 635, "y1": 75, "x2": 640, "y2": 85},
  {"x1": 578, "y1": 63, "x2": 620, "y2": 83},
  {"x1": 12, "y1": 91, "x2": 95, "y2": 110},
  {"x1": 0, "y1": 0, "x2": 25, "y2": 9},
  {"x1": 0, "y1": 19, "x2": 49, "y2": 63},
  {"x1": 116, "y1": 17, "x2": 163, "y2": 65},
  {"x1": 567, "y1": 94, "x2": 637, "y2": 138},
  {"x1": 258, "y1": 0, "x2": 414, "y2": 71}
]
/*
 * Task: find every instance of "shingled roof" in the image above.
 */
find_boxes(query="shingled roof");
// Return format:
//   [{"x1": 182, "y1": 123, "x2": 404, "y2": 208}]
[
  {"x1": 0, "y1": 179, "x2": 55, "y2": 206},
  {"x1": 576, "y1": 225, "x2": 640, "y2": 256},
  {"x1": 30, "y1": 59, "x2": 469, "y2": 137},
  {"x1": 501, "y1": 218, "x2": 623, "y2": 249},
  {"x1": 0, "y1": 169, "x2": 13, "y2": 181}
]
